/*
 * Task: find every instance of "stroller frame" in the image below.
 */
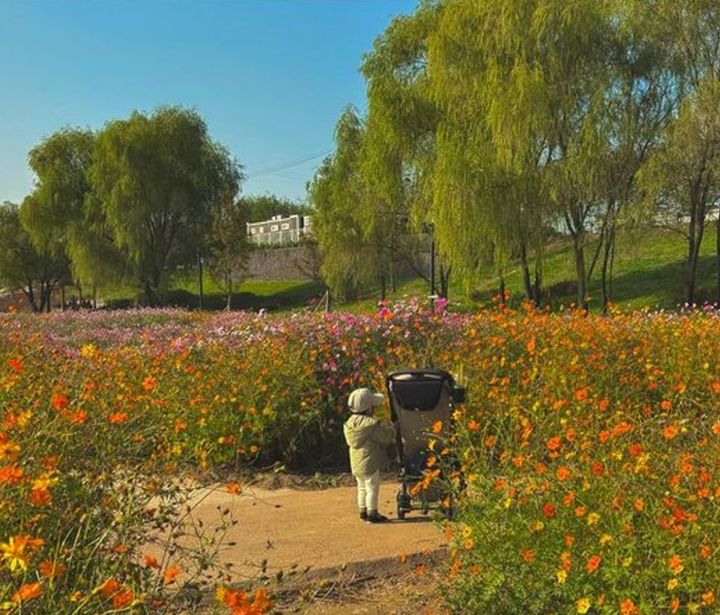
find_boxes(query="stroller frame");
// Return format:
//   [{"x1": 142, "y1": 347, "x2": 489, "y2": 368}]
[{"x1": 386, "y1": 368, "x2": 465, "y2": 520}]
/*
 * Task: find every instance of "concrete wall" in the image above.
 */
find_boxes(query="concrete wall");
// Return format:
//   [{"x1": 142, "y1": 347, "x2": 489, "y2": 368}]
[{"x1": 246, "y1": 246, "x2": 319, "y2": 281}]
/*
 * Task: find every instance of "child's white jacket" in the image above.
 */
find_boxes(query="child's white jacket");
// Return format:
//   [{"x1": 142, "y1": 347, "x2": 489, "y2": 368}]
[{"x1": 343, "y1": 414, "x2": 396, "y2": 477}]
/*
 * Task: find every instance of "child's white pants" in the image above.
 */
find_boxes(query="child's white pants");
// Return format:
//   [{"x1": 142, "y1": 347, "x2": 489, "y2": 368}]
[{"x1": 355, "y1": 470, "x2": 380, "y2": 511}]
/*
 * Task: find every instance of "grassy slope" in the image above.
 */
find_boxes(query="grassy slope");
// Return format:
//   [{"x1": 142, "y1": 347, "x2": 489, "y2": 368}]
[
  {"x1": 94, "y1": 228, "x2": 718, "y2": 313},
  {"x1": 100, "y1": 275, "x2": 326, "y2": 312},
  {"x1": 344, "y1": 227, "x2": 719, "y2": 313}
]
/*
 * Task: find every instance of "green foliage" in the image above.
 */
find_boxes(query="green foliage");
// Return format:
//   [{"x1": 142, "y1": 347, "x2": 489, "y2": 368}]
[
  {"x1": 207, "y1": 196, "x2": 253, "y2": 309},
  {"x1": 240, "y1": 194, "x2": 308, "y2": 223},
  {"x1": 20, "y1": 128, "x2": 95, "y2": 260},
  {"x1": 84, "y1": 106, "x2": 241, "y2": 305},
  {"x1": 0, "y1": 202, "x2": 68, "y2": 312},
  {"x1": 309, "y1": 107, "x2": 381, "y2": 300}
]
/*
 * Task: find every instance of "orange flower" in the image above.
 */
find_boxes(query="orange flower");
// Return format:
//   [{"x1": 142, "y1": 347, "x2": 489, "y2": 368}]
[
  {"x1": 141, "y1": 376, "x2": 157, "y2": 391},
  {"x1": 51, "y1": 393, "x2": 69, "y2": 411},
  {"x1": 712, "y1": 422, "x2": 720, "y2": 436},
  {"x1": 39, "y1": 560, "x2": 66, "y2": 579},
  {"x1": 670, "y1": 597, "x2": 680, "y2": 613},
  {"x1": 542, "y1": 502, "x2": 556, "y2": 518},
  {"x1": 574, "y1": 388, "x2": 588, "y2": 401},
  {"x1": 699, "y1": 544, "x2": 711, "y2": 560},
  {"x1": 587, "y1": 554, "x2": 602, "y2": 573},
  {"x1": 144, "y1": 554, "x2": 160, "y2": 568},
  {"x1": 432, "y1": 421, "x2": 443, "y2": 434},
  {"x1": 521, "y1": 549, "x2": 535, "y2": 564},
  {"x1": 633, "y1": 498, "x2": 644, "y2": 512},
  {"x1": 68, "y1": 410, "x2": 87, "y2": 425},
  {"x1": 619, "y1": 598, "x2": 639, "y2": 615},
  {"x1": 591, "y1": 461, "x2": 605, "y2": 476},
  {"x1": 668, "y1": 554, "x2": 683, "y2": 573},
  {"x1": 29, "y1": 488, "x2": 51, "y2": 507},
  {"x1": 12, "y1": 582, "x2": 42, "y2": 603},
  {"x1": 556, "y1": 466, "x2": 571, "y2": 481},
  {"x1": 6, "y1": 358, "x2": 24, "y2": 373},
  {"x1": 546, "y1": 436, "x2": 561, "y2": 450},
  {"x1": 108, "y1": 412, "x2": 129, "y2": 424},
  {"x1": 661, "y1": 400, "x2": 672, "y2": 411},
  {"x1": 113, "y1": 588, "x2": 134, "y2": 609},
  {"x1": 98, "y1": 578, "x2": 120, "y2": 598},
  {"x1": 163, "y1": 564, "x2": 181, "y2": 584},
  {"x1": 628, "y1": 442, "x2": 643, "y2": 456},
  {"x1": 0, "y1": 465, "x2": 23, "y2": 485},
  {"x1": 701, "y1": 590, "x2": 716, "y2": 606},
  {"x1": 251, "y1": 588, "x2": 273, "y2": 613},
  {"x1": 226, "y1": 482, "x2": 242, "y2": 495},
  {"x1": 467, "y1": 419, "x2": 480, "y2": 431},
  {"x1": 663, "y1": 424, "x2": 679, "y2": 440}
]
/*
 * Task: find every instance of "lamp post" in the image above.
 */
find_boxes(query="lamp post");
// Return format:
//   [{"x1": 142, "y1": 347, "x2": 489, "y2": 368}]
[
  {"x1": 422, "y1": 222, "x2": 436, "y2": 296},
  {"x1": 197, "y1": 251, "x2": 204, "y2": 311}
]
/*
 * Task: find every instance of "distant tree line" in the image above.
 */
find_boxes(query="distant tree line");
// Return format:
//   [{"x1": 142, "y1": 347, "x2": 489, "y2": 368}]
[
  {"x1": 0, "y1": 107, "x2": 308, "y2": 311},
  {"x1": 309, "y1": 0, "x2": 720, "y2": 309}
]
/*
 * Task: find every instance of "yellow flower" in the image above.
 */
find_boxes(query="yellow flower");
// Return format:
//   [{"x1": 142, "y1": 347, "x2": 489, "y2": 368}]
[
  {"x1": 668, "y1": 578, "x2": 679, "y2": 591},
  {"x1": 31, "y1": 473, "x2": 58, "y2": 491},
  {"x1": 0, "y1": 536, "x2": 39, "y2": 572},
  {"x1": 80, "y1": 343, "x2": 96, "y2": 357},
  {"x1": 556, "y1": 569, "x2": 568, "y2": 585},
  {"x1": 599, "y1": 534, "x2": 612, "y2": 546},
  {"x1": 587, "y1": 512, "x2": 600, "y2": 525},
  {"x1": 576, "y1": 597, "x2": 591, "y2": 613}
]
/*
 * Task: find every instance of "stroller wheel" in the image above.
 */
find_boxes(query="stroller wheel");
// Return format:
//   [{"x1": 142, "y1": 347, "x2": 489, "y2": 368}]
[
  {"x1": 443, "y1": 493, "x2": 456, "y2": 520},
  {"x1": 396, "y1": 489, "x2": 409, "y2": 520}
]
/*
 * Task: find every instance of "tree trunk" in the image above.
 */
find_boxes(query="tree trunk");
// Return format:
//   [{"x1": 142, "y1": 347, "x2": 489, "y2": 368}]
[
  {"x1": 686, "y1": 208, "x2": 705, "y2": 305},
  {"x1": 439, "y1": 263, "x2": 451, "y2": 299},
  {"x1": 226, "y1": 271, "x2": 233, "y2": 311},
  {"x1": 498, "y1": 274, "x2": 506, "y2": 308},
  {"x1": 716, "y1": 211, "x2": 720, "y2": 305},
  {"x1": 23, "y1": 282, "x2": 40, "y2": 313},
  {"x1": 380, "y1": 273, "x2": 387, "y2": 301},
  {"x1": 532, "y1": 251, "x2": 543, "y2": 307},
  {"x1": 600, "y1": 223, "x2": 616, "y2": 314},
  {"x1": 519, "y1": 241, "x2": 533, "y2": 302},
  {"x1": 573, "y1": 233, "x2": 588, "y2": 312}
]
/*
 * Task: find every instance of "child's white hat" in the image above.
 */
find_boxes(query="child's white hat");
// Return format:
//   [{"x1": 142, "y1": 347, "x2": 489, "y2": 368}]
[{"x1": 348, "y1": 387, "x2": 385, "y2": 414}]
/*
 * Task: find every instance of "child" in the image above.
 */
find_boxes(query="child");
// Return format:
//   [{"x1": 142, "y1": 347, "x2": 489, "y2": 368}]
[{"x1": 343, "y1": 387, "x2": 397, "y2": 523}]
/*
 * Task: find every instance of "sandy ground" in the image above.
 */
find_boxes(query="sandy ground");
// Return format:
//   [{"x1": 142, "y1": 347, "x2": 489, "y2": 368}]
[
  {"x1": 162, "y1": 480, "x2": 450, "y2": 613},
  {"x1": 187, "y1": 481, "x2": 446, "y2": 579}
]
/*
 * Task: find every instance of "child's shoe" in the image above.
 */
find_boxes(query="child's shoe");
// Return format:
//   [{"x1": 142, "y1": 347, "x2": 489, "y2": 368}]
[
  {"x1": 359, "y1": 509, "x2": 368, "y2": 522},
  {"x1": 366, "y1": 511, "x2": 389, "y2": 523}
]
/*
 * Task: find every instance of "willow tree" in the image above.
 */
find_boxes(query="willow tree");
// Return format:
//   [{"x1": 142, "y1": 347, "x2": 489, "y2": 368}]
[
  {"x1": 639, "y1": 78, "x2": 720, "y2": 304},
  {"x1": 575, "y1": 2, "x2": 678, "y2": 311},
  {"x1": 634, "y1": 0, "x2": 720, "y2": 304},
  {"x1": 361, "y1": 2, "x2": 449, "y2": 295},
  {"x1": 85, "y1": 107, "x2": 240, "y2": 305},
  {"x1": 424, "y1": 0, "x2": 552, "y2": 304},
  {"x1": 309, "y1": 107, "x2": 382, "y2": 301},
  {"x1": 20, "y1": 128, "x2": 95, "y2": 300},
  {"x1": 0, "y1": 202, "x2": 68, "y2": 312}
]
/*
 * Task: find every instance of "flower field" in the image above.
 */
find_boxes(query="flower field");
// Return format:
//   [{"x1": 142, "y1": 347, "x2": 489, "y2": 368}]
[{"x1": 1, "y1": 302, "x2": 719, "y2": 613}]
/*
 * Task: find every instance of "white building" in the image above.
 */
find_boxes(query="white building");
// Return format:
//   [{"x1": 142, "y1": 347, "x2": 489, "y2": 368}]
[{"x1": 246, "y1": 214, "x2": 313, "y2": 246}]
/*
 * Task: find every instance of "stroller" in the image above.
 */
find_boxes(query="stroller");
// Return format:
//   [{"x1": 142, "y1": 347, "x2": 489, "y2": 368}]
[{"x1": 386, "y1": 369, "x2": 465, "y2": 520}]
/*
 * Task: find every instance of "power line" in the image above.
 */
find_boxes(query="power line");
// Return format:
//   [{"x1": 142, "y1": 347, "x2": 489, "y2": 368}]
[{"x1": 246, "y1": 150, "x2": 332, "y2": 179}]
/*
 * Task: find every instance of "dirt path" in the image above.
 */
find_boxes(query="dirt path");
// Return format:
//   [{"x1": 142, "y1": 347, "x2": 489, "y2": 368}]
[{"x1": 185, "y1": 481, "x2": 450, "y2": 613}]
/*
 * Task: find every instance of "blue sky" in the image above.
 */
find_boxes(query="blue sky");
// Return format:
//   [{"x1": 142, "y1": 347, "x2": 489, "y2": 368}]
[{"x1": 0, "y1": 0, "x2": 416, "y2": 204}]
